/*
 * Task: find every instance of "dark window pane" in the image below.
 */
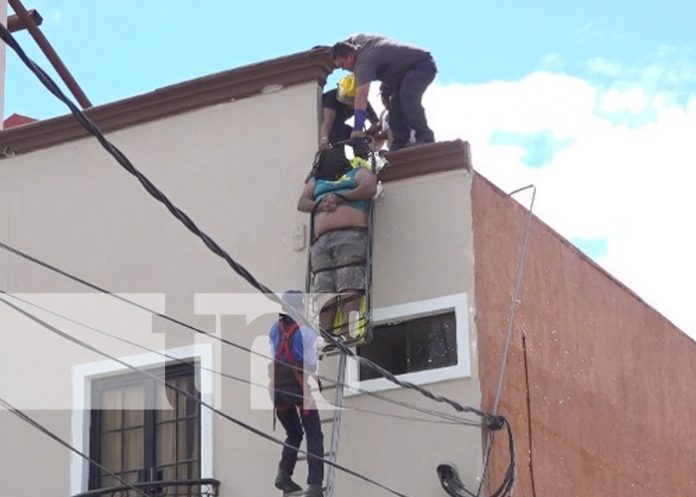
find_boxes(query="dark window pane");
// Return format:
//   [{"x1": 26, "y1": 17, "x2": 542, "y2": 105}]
[
  {"x1": 159, "y1": 463, "x2": 177, "y2": 482},
  {"x1": 175, "y1": 378, "x2": 189, "y2": 418},
  {"x1": 406, "y1": 312, "x2": 457, "y2": 372},
  {"x1": 157, "y1": 387, "x2": 176, "y2": 422},
  {"x1": 358, "y1": 312, "x2": 457, "y2": 381},
  {"x1": 101, "y1": 409, "x2": 122, "y2": 432},
  {"x1": 122, "y1": 427, "x2": 144, "y2": 471},
  {"x1": 157, "y1": 421, "x2": 176, "y2": 466},
  {"x1": 121, "y1": 385, "x2": 145, "y2": 427},
  {"x1": 100, "y1": 432, "x2": 122, "y2": 472}
]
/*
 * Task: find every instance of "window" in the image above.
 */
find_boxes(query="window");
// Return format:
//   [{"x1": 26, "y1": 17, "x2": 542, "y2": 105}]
[
  {"x1": 358, "y1": 312, "x2": 457, "y2": 380},
  {"x1": 346, "y1": 294, "x2": 471, "y2": 393},
  {"x1": 88, "y1": 362, "x2": 200, "y2": 491},
  {"x1": 71, "y1": 345, "x2": 214, "y2": 496}
]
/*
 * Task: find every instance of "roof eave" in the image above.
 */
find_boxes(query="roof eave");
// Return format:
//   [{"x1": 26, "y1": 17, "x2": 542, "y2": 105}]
[{"x1": 0, "y1": 49, "x2": 334, "y2": 156}]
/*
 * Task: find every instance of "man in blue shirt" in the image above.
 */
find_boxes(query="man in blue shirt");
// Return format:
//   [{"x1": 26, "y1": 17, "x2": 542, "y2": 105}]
[{"x1": 269, "y1": 290, "x2": 324, "y2": 497}]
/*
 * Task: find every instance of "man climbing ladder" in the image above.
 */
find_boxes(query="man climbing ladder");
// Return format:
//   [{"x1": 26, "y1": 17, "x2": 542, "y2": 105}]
[{"x1": 269, "y1": 291, "x2": 325, "y2": 497}]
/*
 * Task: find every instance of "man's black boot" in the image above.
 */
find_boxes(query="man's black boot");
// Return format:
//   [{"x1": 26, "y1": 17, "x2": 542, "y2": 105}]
[
  {"x1": 275, "y1": 470, "x2": 302, "y2": 493},
  {"x1": 305, "y1": 484, "x2": 324, "y2": 497}
]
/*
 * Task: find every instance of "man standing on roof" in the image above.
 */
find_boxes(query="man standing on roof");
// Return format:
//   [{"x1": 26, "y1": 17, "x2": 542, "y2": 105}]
[
  {"x1": 320, "y1": 74, "x2": 379, "y2": 150},
  {"x1": 270, "y1": 291, "x2": 324, "y2": 497},
  {"x1": 331, "y1": 34, "x2": 437, "y2": 151}
]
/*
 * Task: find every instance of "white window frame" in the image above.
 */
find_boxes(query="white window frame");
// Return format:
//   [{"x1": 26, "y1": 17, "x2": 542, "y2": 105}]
[
  {"x1": 346, "y1": 293, "x2": 470, "y2": 394},
  {"x1": 70, "y1": 344, "x2": 214, "y2": 495}
]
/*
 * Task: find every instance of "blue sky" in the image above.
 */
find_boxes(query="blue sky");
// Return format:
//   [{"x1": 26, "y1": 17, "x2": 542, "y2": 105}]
[
  {"x1": 6, "y1": 0, "x2": 696, "y2": 118},
  {"x1": 4, "y1": 1, "x2": 696, "y2": 337}
]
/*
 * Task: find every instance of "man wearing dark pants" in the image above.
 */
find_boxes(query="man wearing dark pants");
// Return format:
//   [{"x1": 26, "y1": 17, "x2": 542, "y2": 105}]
[
  {"x1": 270, "y1": 291, "x2": 324, "y2": 497},
  {"x1": 331, "y1": 34, "x2": 437, "y2": 151}
]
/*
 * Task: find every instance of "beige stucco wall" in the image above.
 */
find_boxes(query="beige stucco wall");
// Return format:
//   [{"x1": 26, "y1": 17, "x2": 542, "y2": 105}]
[
  {"x1": 0, "y1": 80, "x2": 483, "y2": 497},
  {"x1": 331, "y1": 168, "x2": 483, "y2": 497},
  {"x1": 0, "y1": 81, "x2": 321, "y2": 496}
]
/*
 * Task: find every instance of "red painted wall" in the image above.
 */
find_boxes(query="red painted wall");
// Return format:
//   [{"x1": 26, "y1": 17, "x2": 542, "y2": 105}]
[{"x1": 473, "y1": 174, "x2": 696, "y2": 496}]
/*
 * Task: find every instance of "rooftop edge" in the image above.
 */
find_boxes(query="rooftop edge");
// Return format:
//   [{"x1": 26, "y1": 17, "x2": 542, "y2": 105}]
[{"x1": 0, "y1": 48, "x2": 334, "y2": 156}]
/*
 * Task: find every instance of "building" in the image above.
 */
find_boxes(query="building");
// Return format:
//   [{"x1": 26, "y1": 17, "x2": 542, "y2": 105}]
[{"x1": 0, "y1": 47, "x2": 693, "y2": 497}]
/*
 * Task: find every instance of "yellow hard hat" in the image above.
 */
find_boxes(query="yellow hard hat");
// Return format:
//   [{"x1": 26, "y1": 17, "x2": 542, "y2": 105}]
[{"x1": 337, "y1": 74, "x2": 356, "y2": 105}]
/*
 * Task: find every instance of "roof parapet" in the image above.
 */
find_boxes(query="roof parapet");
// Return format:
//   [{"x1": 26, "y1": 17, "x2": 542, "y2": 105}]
[
  {"x1": 379, "y1": 140, "x2": 472, "y2": 183},
  {"x1": 0, "y1": 49, "x2": 334, "y2": 157}
]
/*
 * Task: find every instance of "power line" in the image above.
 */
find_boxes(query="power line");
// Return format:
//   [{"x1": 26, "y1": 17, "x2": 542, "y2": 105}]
[
  {"x1": 476, "y1": 184, "x2": 536, "y2": 497},
  {"x1": 521, "y1": 331, "x2": 538, "y2": 497},
  {"x1": 0, "y1": 293, "x2": 415, "y2": 497},
  {"x1": 0, "y1": 395, "x2": 152, "y2": 497},
  {"x1": 1, "y1": 289, "x2": 479, "y2": 428},
  {"x1": 0, "y1": 240, "x2": 473, "y2": 426}
]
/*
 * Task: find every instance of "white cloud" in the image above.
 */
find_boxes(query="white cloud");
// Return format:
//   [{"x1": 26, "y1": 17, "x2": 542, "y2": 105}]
[
  {"x1": 571, "y1": 22, "x2": 624, "y2": 43},
  {"x1": 599, "y1": 87, "x2": 648, "y2": 113},
  {"x1": 586, "y1": 57, "x2": 624, "y2": 78},
  {"x1": 539, "y1": 53, "x2": 564, "y2": 71},
  {"x1": 587, "y1": 49, "x2": 696, "y2": 90},
  {"x1": 423, "y1": 72, "x2": 696, "y2": 338}
]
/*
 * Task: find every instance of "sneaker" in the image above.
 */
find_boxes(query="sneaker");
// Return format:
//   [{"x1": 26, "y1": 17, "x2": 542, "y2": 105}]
[
  {"x1": 305, "y1": 484, "x2": 324, "y2": 497},
  {"x1": 275, "y1": 470, "x2": 302, "y2": 494}
]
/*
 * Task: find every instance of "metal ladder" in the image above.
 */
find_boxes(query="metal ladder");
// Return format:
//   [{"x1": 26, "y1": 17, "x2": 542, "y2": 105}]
[{"x1": 303, "y1": 145, "x2": 382, "y2": 497}]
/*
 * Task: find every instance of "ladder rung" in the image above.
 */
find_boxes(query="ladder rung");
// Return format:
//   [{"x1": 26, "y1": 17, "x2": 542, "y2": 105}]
[
  {"x1": 314, "y1": 384, "x2": 337, "y2": 392},
  {"x1": 286, "y1": 486, "x2": 329, "y2": 497},
  {"x1": 298, "y1": 452, "x2": 331, "y2": 462},
  {"x1": 322, "y1": 348, "x2": 341, "y2": 357}
]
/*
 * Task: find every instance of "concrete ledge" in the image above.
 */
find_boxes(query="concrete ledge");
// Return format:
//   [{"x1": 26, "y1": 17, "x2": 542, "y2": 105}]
[{"x1": 379, "y1": 140, "x2": 471, "y2": 183}]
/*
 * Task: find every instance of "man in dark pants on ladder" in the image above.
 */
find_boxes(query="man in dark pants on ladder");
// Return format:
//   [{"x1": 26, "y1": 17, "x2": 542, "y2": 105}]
[
  {"x1": 270, "y1": 290, "x2": 324, "y2": 497},
  {"x1": 331, "y1": 33, "x2": 437, "y2": 151}
]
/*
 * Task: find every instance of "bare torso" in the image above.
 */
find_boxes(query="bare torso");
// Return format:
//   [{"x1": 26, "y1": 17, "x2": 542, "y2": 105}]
[{"x1": 314, "y1": 205, "x2": 368, "y2": 237}]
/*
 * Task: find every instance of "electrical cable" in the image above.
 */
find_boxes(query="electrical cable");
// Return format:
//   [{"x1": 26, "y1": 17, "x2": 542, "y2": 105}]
[
  {"x1": 435, "y1": 413, "x2": 515, "y2": 497},
  {"x1": 437, "y1": 463, "x2": 477, "y2": 497},
  {"x1": 0, "y1": 293, "x2": 415, "y2": 497},
  {"x1": 0, "y1": 240, "x2": 473, "y2": 426},
  {"x1": 0, "y1": 395, "x2": 152, "y2": 497},
  {"x1": 0, "y1": 24, "x2": 504, "y2": 428},
  {"x1": 521, "y1": 331, "x2": 538, "y2": 497},
  {"x1": 475, "y1": 184, "x2": 536, "y2": 497},
  {"x1": 1, "y1": 290, "x2": 479, "y2": 428}
]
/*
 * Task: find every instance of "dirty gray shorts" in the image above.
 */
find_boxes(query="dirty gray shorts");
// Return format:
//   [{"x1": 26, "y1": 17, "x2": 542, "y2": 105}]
[{"x1": 310, "y1": 228, "x2": 367, "y2": 293}]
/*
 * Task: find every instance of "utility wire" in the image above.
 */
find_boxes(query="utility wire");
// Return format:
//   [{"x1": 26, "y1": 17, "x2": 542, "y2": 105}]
[
  {"x1": 0, "y1": 23, "x2": 503, "y2": 429},
  {"x1": 0, "y1": 240, "x2": 473, "y2": 426},
  {"x1": 521, "y1": 332, "x2": 538, "y2": 497},
  {"x1": 1, "y1": 289, "x2": 478, "y2": 428},
  {"x1": 475, "y1": 184, "x2": 536, "y2": 497},
  {"x1": 0, "y1": 395, "x2": 151, "y2": 497},
  {"x1": 0, "y1": 293, "x2": 415, "y2": 497}
]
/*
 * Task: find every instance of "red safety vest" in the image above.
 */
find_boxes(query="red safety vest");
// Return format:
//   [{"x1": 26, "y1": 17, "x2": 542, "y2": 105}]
[{"x1": 270, "y1": 320, "x2": 314, "y2": 415}]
